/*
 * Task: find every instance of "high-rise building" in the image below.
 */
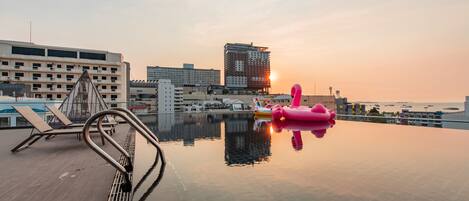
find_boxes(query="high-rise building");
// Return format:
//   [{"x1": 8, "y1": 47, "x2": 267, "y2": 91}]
[
  {"x1": 156, "y1": 79, "x2": 175, "y2": 113},
  {"x1": 0, "y1": 40, "x2": 129, "y2": 106},
  {"x1": 224, "y1": 43, "x2": 270, "y2": 92},
  {"x1": 147, "y1": 63, "x2": 220, "y2": 87}
]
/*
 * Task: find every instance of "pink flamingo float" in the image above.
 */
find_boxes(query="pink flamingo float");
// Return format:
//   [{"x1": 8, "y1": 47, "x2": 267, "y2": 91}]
[{"x1": 272, "y1": 84, "x2": 336, "y2": 122}]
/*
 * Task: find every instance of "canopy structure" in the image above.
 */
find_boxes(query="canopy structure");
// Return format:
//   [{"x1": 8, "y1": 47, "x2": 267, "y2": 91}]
[{"x1": 53, "y1": 71, "x2": 110, "y2": 123}]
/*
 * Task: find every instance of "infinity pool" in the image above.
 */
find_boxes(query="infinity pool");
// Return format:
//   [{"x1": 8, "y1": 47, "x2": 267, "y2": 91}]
[{"x1": 132, "y1": 113, "x2": 469, "y2": 201}]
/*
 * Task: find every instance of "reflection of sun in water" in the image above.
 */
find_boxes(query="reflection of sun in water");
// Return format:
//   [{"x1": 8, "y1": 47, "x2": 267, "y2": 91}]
[{"x1": 269, "y1": 71, "x2": 278, "y2": 81}]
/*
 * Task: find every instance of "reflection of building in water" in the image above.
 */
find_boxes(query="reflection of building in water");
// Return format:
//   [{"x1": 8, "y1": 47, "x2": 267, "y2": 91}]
[
  {"x1": 224, "y1": 116, "x2": 271, "y2": 166},
  {"x1": 157, "y1": 113, "x2": 175, "y2": 132},
  {"x1": 143, "y1": 113, "x2": 222, "y2": 146}
]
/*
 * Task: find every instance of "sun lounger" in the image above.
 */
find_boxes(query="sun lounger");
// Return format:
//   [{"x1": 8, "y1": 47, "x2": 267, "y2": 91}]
[
  {"x1": 46, "y1": 105, "x2": 117, "y2": 128},
  {"x1": 11, "y1": 106, "x2": 112, "y2": 153}
]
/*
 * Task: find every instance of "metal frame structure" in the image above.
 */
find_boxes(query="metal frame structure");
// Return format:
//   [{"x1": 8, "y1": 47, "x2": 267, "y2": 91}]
[{"x1": 54, "y1": 71, "x2": 111, "y2": 124}]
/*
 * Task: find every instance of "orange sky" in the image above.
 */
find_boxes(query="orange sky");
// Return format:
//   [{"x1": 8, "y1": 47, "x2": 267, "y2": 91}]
[{"x1": 1, "y1": 0, "x2": 468, "y2": 102}]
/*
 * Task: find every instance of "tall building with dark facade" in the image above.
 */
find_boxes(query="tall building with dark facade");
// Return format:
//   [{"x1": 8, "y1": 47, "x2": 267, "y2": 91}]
[{"x1": 224, "y1": 43, "x2": 270, "y2": 93}]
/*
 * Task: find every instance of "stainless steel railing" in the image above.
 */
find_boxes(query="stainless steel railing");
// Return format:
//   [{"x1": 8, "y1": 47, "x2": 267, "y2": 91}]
[{"x1": 82, "y1": 108, "x2": 166, "y2": 194}]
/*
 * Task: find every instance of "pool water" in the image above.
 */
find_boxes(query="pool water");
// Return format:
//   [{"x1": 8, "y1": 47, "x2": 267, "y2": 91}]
[{"x1": 132, "y1": 113, "x2": 469, "y2": 201}]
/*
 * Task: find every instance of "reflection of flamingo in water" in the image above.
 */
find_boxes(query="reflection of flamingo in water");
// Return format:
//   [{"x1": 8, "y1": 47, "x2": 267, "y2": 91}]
[{"x1": 272, "y1": 119, "x2": 335, "y2": 151}]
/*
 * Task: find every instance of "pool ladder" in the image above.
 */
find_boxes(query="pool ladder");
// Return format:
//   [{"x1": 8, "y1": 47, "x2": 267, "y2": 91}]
[{"x1": 82, "y1": 108, "x2": 166, "y2": 196}]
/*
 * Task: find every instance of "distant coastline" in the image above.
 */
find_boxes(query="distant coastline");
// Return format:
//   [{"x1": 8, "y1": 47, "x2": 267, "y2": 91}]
[{"x1": 356, "y1": 102, "x2": 464, "y2": 113}]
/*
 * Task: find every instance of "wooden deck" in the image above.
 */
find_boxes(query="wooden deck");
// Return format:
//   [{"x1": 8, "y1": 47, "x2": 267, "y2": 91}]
[{"x1": 0, "y1": 125, "x2": 133, "y2": 201}]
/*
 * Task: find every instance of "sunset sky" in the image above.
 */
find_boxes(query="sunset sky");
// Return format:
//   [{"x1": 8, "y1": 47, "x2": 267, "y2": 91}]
[{"x1": 1, "y1": 0, "x2": 468, "y2": 102}]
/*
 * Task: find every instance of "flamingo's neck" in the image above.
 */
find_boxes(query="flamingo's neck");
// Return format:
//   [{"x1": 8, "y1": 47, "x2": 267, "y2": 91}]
[{"x1": 291, "y1": 87, "x2": 302, "y2": 107}]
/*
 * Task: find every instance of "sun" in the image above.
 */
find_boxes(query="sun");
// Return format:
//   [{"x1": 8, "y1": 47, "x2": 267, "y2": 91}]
[{"x1": 269, "y1": 71, "x2": 278, "y2": 82}]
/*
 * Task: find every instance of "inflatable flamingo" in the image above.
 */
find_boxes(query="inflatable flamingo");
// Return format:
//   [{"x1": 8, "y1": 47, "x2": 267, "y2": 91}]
[
  {"x1": 272, "y1": 84, "x2": 336, "y2": 122},
  {"x1": 253, "y1": 98, "x2": 272, "y2": 117}
]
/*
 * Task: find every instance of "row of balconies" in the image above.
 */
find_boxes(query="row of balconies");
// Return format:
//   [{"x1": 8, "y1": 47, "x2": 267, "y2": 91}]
[
  {"x1": 4, "y1": 65, "x2": 121, "y2": 75},
  {"x1": 0, "y1": 76, "x2": 121, "y2": 84},
  {"x1": 29, "y1": 87, "x2": 119, "y2": 94}
]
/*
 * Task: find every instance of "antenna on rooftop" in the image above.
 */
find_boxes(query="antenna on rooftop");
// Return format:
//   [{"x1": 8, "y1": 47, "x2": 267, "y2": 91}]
[{"x1": 29, "y1": 21, "x2": 32, "y2": 43}]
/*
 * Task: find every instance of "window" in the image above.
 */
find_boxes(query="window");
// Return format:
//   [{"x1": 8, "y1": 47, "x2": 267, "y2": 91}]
[
  {"x1": 33, "y1": 73, "x2": 41, "y2": 78},
  {"x1": 57, "y1": 84, "x2": 62, "y2": 88},
  {"x1": 102, "y1": 76, "x2": 107, "y2": 80},
  {"x1": 102, "y1": 67, "x2": 107, "y2": 71},
  {"x1": 66, "y1": 75, "x2": 74, "y2": 80},
  {"x1": 79, "y1": 52, "x2": 106, "y2": 60},
  {"x1": 111, "y1": 68, "x2": 117, "y2": 73},
  {"x1": 57, "y1": 74, "x2": 62, "y2": 78},
  {"x1": 33, "y1": 84, "x2": 41, "y2": 88},
  {"x1": 15, "y1": 73, "x2": 24, "y2": 77},
  {"x1": 57, "y1": 94, "x2": 62, "y2": 99},
  {"x1": 1, "y1": 61, "x2": 8, "y2": 65},
  {"x1": 57, "y1": 64, "x2": 62, "y2": 68},
  {"x1": 102, "y1": 95, "x2": 107, "y2": 98},
  {"x1": 47, "y1": 94, "x2": 53, "y2": 99},
  {"x1": 66, "y1": 84, "x2": 73, "y2": 88},
  {"x1": 33, "y1": 63, "x2": 41, "y2": 67},
  {"x1": 47, "y1": 84, "x2": 53, "y2": 88},
  {"x1": 235, "y1": 60, "x2": 244, "y2": 72},
  {"x1": 47, "y1": 74, "x2": 53, "y2": 78},
  {"x1": 93, "y1": 76, "x2": 98, "y2": 80},
  {"x1": 47, "y1": 49, "x2": 77, "y2": 58},
  {"x1": 82, "y1": 66, "x2": 90, "y2": 71},
  {"x1": 47, "y1": 64, "x2": 53, "y2": 68},
  {"x1": 16, "y1": 117, "x2": 31, "y2": 127},
  {"x1": 93, "y1": 66, "x2": 98, "y2": 70},
  {"x1": 14, "y1": 62, "x2": 24, "y2": 67},
  {"x1": 0, "y1": 117, "x2": 9, "y2": 127},
  {"x1": 102, "y1": 85, "x2": 107, "y2": 89},
  {"x1": 34, "y1": 94, "x2": 42, "y2": 98},
  {"x1": 1, "y1": 72, "x2": 7, "y2": 76},
  {"x1": 12, "y1": 46, "x2": 45, "y2": 56}
]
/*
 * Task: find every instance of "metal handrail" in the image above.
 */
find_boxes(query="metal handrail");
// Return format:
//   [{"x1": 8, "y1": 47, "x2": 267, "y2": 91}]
[
  {"x1": 110, "y1": 107, "x2": 159, "y2": 142},
  {"x1": 82, "y1": 109, "x2": 166, "y2": 193}
]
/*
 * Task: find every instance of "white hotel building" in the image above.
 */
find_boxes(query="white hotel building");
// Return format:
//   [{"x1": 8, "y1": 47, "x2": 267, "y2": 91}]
[{"x1": 0, "y1": 40, "x2": 129, "y2": 106}]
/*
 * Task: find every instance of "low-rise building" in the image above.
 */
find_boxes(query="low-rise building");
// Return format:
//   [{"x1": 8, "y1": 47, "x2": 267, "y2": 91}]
[
  {"x1": 271, "y1": 95, "x2": 336, "y2": 111},
  {"x1": 0, "y1": 96, "x2": 58, "y2": 128},
  {"x1": 129, "y1": 80, "x2": 177, "y2": 114},
  {"x1": 147, "y1": 63, "x2": 220, "y2": 87},
  {"x1": 443, "y1": 96, "x2": 469, "y2": 130},
  {"x1": 335, "y1": 97, "x2": 366, "y2": 115},
  {"x1": 399, "y1": 110, "x2": 443, "y2": 127},
  {"x1": 174, "y1": 87, "x2": 184, "y2": 112},
  {"x1": 0, "y1": 40, "x2": 129, "y2": 105}
]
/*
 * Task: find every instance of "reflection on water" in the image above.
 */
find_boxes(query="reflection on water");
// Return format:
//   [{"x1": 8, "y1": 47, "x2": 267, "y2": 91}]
[
  {"x1": 271, "y1": 119, "x2": 334, "y2": 151},
  {"x1": 142, "y1": 113, "x2": 222, "y2": 146},
  {"x1": 224, "y1": 114, "x2": 271, "y2": 166},
  {"x1": 134, "y1": 112, "x2": 469, "y2": 201}
]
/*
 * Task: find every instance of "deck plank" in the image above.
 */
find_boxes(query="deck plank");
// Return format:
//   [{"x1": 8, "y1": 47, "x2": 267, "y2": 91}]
[{"x1": 0, "y1": 125, "x2": 132, "y2": 201}]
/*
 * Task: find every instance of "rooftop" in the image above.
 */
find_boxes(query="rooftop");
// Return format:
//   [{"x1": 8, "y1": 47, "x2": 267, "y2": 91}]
[{"x1": 0, "y1": 124, "x2": 133, "y2": 201}]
